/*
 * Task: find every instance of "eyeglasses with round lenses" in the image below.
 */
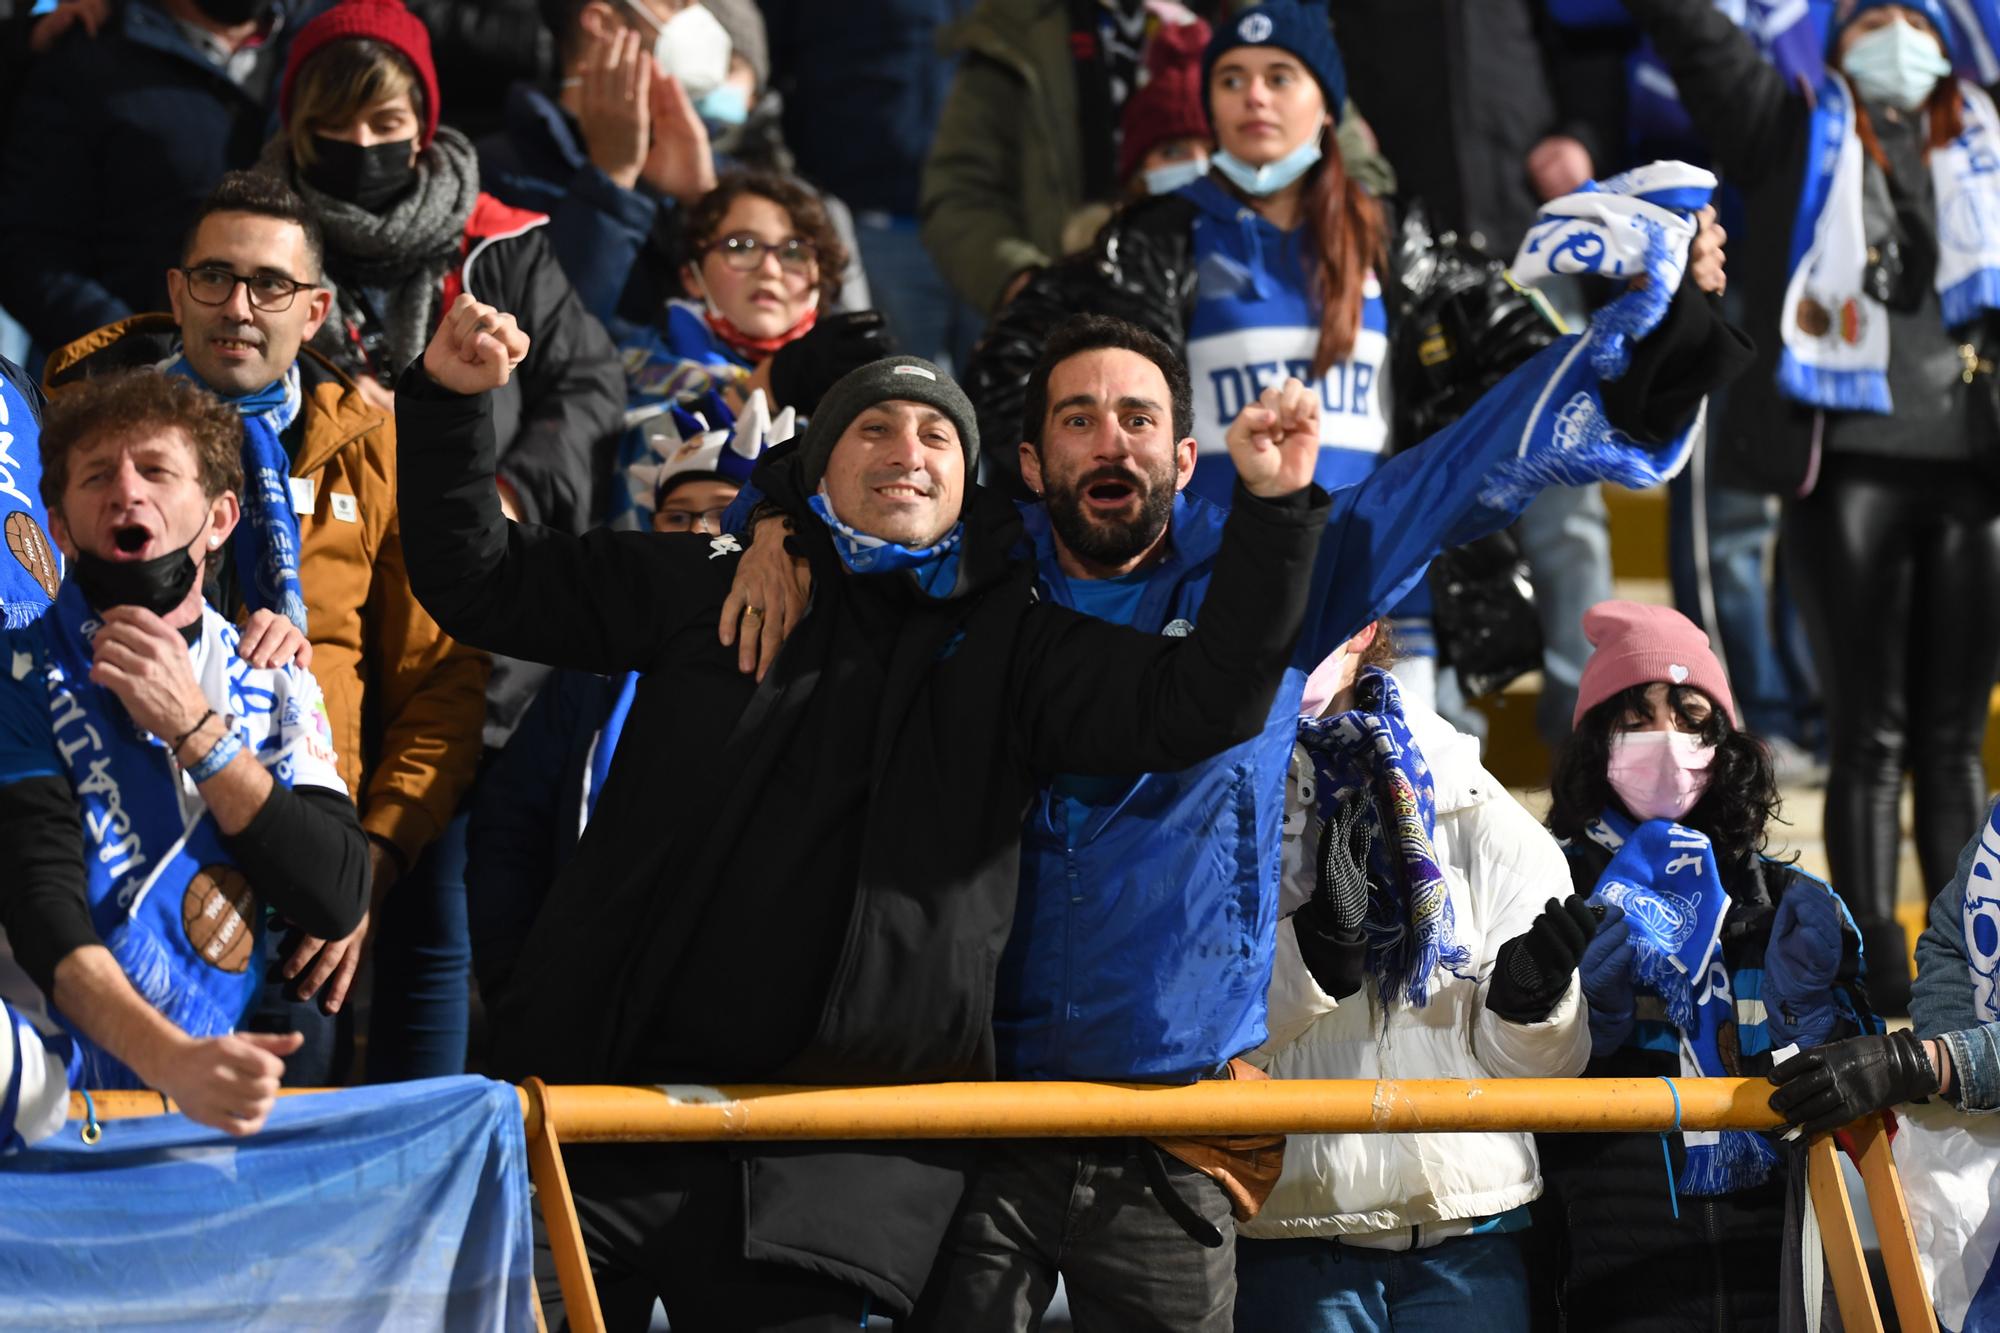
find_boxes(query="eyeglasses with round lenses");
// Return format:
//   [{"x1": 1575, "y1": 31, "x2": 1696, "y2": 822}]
[
  {"x1": 179, "y1": 266, "x2": 317, "y2": 313},
  {"x1": 710, "y1": 233, "x2": 818, "y2": 274},
  {"x1": 654, "y1": 505, "x2": 732, "y2": 534}
]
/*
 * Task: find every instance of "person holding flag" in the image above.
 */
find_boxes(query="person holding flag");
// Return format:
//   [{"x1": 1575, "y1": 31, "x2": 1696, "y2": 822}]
[{"x1": 1534, "y1": 600, "x2": 1878, "y2": 1329}]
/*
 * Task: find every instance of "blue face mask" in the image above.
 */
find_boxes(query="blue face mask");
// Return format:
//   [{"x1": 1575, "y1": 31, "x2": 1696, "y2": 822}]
[
  {"x1": 1212, "y1": 133, "x2": 1323, "y2": 197},
  {"x1": 1843, "y1": 18, "x2": 1952, "y2": 112},
  {"x1": 1142, "y1": 155, "x2": 1210, "y2": 196},
  {"x1": 698, "y1": 84, "x2": 751, "y2": 129}
]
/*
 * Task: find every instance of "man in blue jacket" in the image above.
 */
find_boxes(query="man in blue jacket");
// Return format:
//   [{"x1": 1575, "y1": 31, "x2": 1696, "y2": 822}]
[
  {"x1": 879, "y1": 244, "x2": 1741, "y2": 1322},
  {"x1": 0, "y1": 0, "x2": 325, "y2": 352}
]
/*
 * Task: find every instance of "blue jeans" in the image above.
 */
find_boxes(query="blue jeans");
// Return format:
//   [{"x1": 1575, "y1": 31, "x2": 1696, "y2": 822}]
[
  {"x1": 1233, "y1": 1232, "x2": 1530, "y2": 1333},
  {"x1": 1514, "y1": 483, "x2": 1613, "y2": 745},
  {"x1": 366, "y1": 812, "x2": 472, "y2": 1081},
  {"x1": 1667, "y1": 434, "x2": 1815, "y2": 746},
  {"x1": 851, "y1": 212, "x2": 981, "y2": 376}
]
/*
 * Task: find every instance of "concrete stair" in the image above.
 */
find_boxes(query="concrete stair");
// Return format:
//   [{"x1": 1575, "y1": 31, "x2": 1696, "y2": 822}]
[{"x1": 1482, "y1": 482, "x2": 1952, "y2": 975}]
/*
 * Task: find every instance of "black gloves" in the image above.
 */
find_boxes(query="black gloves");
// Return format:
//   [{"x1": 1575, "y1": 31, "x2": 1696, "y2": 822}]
[
  {"x1": 1767, "y1": 1030, "x2": 1941, "y2": 1137},
  {"x1": 767, "y1": 310, "x2": 897, "y2": 413},
  {"x1": 1294, "y1": 791, "x2": 1372, "y2": 1001},
  {"x1": 1485, "y1": 894, "x2": 1601, "y2": 1025}
]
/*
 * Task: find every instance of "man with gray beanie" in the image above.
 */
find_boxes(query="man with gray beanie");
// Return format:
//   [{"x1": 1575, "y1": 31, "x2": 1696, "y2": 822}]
[{"x1": 391, "y1": 291, "x2": 1333, "y2": 1331}]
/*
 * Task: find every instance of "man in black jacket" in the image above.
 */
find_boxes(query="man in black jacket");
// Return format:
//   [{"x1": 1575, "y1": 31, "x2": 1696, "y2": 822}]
[{"x1": 397, "y1": 290, "x2": 1334, "y2": 1329}]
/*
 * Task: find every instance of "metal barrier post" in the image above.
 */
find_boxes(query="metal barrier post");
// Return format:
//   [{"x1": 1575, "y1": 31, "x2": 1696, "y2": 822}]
[
  {"x1": 522, "y1": 1078, "x2": 604, "y2": 1333},
  {"x1": 1850, "y1": 1114, "x2": 1941, "y2": 1333}
]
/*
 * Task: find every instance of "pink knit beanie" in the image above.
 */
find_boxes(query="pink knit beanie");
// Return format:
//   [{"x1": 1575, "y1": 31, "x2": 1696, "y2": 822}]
[{"x1": 1572, "y1": 600, "x2": 1740, "y2": 728}]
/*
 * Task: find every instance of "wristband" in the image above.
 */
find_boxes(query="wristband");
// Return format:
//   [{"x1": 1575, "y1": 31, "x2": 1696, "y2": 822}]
[
  {"x1": 168, "y1": 708, "x2": 216, "y2": 755},
  {"x1": 186, "y1": 726, "x2": 243, "y2": 784}
]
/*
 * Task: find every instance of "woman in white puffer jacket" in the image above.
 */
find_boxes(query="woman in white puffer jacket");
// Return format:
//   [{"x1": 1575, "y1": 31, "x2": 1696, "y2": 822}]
[{"x1": 1233, "y1": 623, "x2": 1595, "y2": 1332}]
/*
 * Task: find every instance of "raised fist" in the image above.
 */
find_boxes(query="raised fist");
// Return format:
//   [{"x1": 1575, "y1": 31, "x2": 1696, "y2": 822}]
[
  {"x1": 1224, "y1": 377, "x2": 1321, "y2": 499},
  {"x1": 422, "y1": 293, "x2": 531, "y2": 396}
]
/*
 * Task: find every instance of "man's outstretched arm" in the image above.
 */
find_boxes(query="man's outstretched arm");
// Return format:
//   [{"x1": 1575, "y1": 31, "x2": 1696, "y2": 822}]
[{"x1": 394, "y1": 295, "x2": 703, "y2": 675}]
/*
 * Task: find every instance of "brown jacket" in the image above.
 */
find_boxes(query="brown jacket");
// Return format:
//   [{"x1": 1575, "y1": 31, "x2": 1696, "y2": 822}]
[{"x1": 45, "y1": 315, "x2": 489, "y2": 865}]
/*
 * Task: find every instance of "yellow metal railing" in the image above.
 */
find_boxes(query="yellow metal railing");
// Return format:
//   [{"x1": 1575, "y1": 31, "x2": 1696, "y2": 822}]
[{"x1": 66, "y1": 1079, "x2": 1938, "y2": 1333}]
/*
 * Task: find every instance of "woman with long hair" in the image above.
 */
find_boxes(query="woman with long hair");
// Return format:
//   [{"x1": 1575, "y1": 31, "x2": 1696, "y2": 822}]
[
  {"x1": 1536, "y1": 600, "x2": 1877, "y2": 1330},
  {"x1": 1623, "y1": 0, "x2": 2000, "y2": 1015},
  {"x1": 969, "y1": 1, "x2": 1451, "y2": 701}
]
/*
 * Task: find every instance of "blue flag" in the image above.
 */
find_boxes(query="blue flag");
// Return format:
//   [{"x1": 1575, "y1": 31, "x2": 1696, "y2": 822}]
[{"x1": 0, "y1": 1077, "x2": 536, "y2": 1329}]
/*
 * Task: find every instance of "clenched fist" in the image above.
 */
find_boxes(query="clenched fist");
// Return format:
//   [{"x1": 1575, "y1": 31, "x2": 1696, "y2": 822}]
[
  {"x1": 422, "y1": 294, "x2": 531, "y2": 396},
  {"x1": 1224, "y1": 377, "x2": 1321, "y2": 499}
]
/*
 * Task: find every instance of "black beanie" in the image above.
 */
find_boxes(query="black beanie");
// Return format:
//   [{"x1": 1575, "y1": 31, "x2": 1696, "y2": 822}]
[{"x1": 796, "y1": 356, "x2": 980, "y2": 491}]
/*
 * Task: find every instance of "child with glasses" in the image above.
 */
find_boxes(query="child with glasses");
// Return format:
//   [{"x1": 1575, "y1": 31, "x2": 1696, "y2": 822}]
[{"x1": 608, "y1": 167, "x2": 892, "y2": 528}]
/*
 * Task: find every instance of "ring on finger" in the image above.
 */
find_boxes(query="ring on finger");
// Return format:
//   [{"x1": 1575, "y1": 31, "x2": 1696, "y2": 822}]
[{"x1": 743, "y1": 605, "x2": 764, "y2": 620}]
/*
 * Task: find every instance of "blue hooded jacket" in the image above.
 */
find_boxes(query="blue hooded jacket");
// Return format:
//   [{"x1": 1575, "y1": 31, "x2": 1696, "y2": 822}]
[{"x1": 994, "y1": 334, "x2": 1599, "y2": 1081}]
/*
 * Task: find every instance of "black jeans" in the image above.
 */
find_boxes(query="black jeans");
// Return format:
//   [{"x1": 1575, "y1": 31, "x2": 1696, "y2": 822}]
[
  {"x1": 535, "y1": 1144, "x2": 873, "y2": 1333},
  {"x1": 907, "y1": 1138, "x2": 1237, "y2": 1332},
  {"x1": 1784, "y1": 454, "x2": 2000, "y2": 989}
]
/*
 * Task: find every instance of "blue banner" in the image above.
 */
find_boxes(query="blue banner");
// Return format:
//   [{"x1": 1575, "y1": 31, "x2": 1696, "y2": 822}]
[{"x1": 0, "y1": 1076, "x2": 535, "y2": 1329}]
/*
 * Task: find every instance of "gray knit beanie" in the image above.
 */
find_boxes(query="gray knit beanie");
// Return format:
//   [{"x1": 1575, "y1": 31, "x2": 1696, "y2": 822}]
[{"x1": 798, "y1": 356, "x2": 980, "y2": 490}]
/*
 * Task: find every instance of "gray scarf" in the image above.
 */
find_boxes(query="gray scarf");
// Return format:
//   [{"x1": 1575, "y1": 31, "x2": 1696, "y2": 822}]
[{"x1": 258, "y1": 126, "x2": 481, "y2": 374}]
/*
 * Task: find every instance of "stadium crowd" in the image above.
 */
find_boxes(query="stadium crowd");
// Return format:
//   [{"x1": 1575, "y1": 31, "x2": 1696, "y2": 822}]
[{"x1": 0, "y1": 0, "x2": 1997, "y2": 1330}]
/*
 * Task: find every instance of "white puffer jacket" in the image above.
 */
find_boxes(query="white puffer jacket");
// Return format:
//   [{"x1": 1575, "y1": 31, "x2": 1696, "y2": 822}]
[{"x1": 1241, "y1": 702, "x2": 1590, "y2": 1242}]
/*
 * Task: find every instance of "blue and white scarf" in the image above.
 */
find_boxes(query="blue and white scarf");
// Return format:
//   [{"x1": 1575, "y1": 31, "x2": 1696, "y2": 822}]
[
  {"x1": 0, "y1": 369, "x2": 59, "y2": 629},
  {"x1": 1779, "y1": 74, "x2": 2000, "y2": 412},
  {"x1": 1513, "y1": 160, "x2": 1717, "y2": 379},
  {"x1": 1491, "y1": 163, "x2": 1714, "y2": 510},
  {"x1": 1585, "y1": 810, "x2": 1778, "y2": 1195},
  {"x1": 806, "y1": 486, "x2": 964, "y2": 598},
  {"x1": 161, "y1": 356, "x2": 309, "y2": 632},
  {"x1": 1295, "y1": 666, "x2": 1471, "y2": 1009},
  {"x1": 19, "y1": 580, "x2": 341, "y2": 1088},
  {"x1": 1960, "y1": 799, "x2": 2000, "y2": 1023}
]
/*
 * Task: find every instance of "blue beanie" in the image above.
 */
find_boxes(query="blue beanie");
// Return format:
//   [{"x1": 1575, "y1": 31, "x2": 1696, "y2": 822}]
[
  {"x1": 1836, "y1": 0, "x2": 1961, "y2": 63},
  {"x1": 1201, "y1": 1, "x2": 1347, "y2": 126}
]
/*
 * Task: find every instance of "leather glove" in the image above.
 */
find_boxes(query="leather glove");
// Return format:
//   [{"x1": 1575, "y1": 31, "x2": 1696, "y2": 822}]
[
  {"x1": 1294, "y1": 790, "x2": 1372, "y2": 1001},
  {"x1": 766, "y1": 310, "x2": 897, "y2": 413},
  {"x1": 1579, "y1": 903, "x2": 1637, "y2": 1057},
  {"x1": 1768, "y1": 1029, "x2": 1940, "y2": 1137},
  {"x1": 1762, "y1": 885, "x2": 1845, "y2": 1049},
  {"x1": 1486, "y1": 894, "x2": 1601, "y2": 1025}
]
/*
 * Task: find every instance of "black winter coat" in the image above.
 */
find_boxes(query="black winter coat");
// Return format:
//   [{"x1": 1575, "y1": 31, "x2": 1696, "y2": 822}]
[
  {"x1": 0, "y1": 0, "x2": 324, "y2": 351},
  {"x1": 393, "y1": 365, "x2": 1329, "y2": 1311},
  {"x1": 1624, "y1": 0, "x2": 1883, "y2": 496}
]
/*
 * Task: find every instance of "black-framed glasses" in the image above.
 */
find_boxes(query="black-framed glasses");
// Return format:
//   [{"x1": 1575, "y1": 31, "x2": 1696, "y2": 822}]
[
  {"x1": 178, "y1": 266, "x2": 319, "y2": 313},
  {"x1": 708, "y1": 233, "x2": 818, "y2": 274},
  {"x1": 654, "y1": 505, "x2": 731, "y2": 534}
]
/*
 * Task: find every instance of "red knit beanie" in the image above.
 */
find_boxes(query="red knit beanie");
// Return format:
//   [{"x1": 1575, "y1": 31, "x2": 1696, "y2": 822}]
[
  {"x1": 280, "y1": 0, "x2": 442, "y2": 148},
  {"x1": 1573, "y1": 600, "x2": 1740, "y2": 728},
  {"x1": 1118, "y1": 19, "x2": 1212, "y2": 185}
]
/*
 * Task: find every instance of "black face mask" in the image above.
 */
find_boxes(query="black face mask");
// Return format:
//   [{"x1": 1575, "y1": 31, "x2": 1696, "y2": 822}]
[
  {"x1": 304, "y1": 135, "x2": 418, "y2": 212},
  {"x1": 190, "y1": 0, "x2": 268, "y2": 23},
  {"x1": 73, "y1": 527, "x2": 205, "y2": 619}
]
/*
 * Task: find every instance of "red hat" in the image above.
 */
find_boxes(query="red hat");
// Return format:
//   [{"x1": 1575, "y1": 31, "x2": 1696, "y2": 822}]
[
  {"x1": 1118, "y1": 19, "x2": 1212, "y2": 185},
  {"x1": 280, "y1": 0, "x2": 441, "y2": 148},
  {"x1": 1573, "y1": 600, "x2": 1740, "y2": 728}
]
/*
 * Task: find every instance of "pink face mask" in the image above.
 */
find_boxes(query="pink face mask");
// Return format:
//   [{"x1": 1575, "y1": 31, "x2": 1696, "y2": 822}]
[{"x1": 1607, "y1": 730, "x2": 1715, "y2": 822}]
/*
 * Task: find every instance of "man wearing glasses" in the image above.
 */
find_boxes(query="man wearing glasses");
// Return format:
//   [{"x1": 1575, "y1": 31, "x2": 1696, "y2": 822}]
[{"x1": 43, "y1": 172, "x2": 489, "y2": 1077}]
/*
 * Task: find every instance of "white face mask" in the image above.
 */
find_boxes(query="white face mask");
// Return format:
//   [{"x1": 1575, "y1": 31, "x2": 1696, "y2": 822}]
[
  {"x1": 1842, "y1": 17, "x2": 1952, "y2": 113},
  {"x1": 622, "y1": 0, "x2": 733, "y2": 100}
]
